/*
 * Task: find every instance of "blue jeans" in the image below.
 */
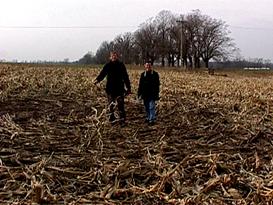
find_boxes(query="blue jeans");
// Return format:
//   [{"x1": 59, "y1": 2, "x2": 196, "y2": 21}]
[{"x1": 144, "y1": 99, "x2": 156, "y2": 122}]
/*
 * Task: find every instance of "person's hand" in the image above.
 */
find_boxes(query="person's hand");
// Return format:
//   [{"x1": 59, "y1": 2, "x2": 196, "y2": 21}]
[
  {"x1": 93, "y1": 80, "x2": 98, "y2": 85},
  {"x1": 125, "y1": 90, "x2": 132, "y2": 96}
]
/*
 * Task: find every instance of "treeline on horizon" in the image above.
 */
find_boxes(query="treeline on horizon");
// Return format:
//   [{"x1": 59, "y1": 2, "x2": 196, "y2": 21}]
[
  {"x1": 77, "y1": 9, "x2": 272, "y2": 69},
  {"x1": 1, "y1": 10, "x2": 271, "y2": 69},
  {"x1": 2, "y1": 58, "x2": 272, "y2": 70}
]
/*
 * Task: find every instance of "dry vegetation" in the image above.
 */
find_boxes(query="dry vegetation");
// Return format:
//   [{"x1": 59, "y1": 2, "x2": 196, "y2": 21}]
[{"x1": 1, "y1": 63, "x2": 273, "y2": 204}]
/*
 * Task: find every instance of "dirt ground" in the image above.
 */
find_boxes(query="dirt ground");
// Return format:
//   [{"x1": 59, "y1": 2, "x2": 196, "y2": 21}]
[{"x1": 1, "y1": 64, "x2": 273, "y2": 204}]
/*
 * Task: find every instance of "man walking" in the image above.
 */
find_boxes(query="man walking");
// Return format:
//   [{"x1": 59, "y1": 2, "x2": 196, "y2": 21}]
[
  {"x1": 137, "y1": 61, "x2": 160, "y2": 125},
  {"x1": 94, "y1": 51, "x2": 131, "y2": 125}
]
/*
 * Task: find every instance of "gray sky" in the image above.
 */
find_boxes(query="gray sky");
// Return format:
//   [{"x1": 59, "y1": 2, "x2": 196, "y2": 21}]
[{"x1": 0, "y1": 0, "x2": 273, "y2": 62}]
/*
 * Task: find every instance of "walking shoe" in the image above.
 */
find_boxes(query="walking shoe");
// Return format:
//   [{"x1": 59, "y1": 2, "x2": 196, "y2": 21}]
[
  {"x1": 148, "y1": 121, "x2": 155, "y2": 126},
  {"x1": 120, "y1": 120, "x2": 126, "y2": 127},
  {"x1": 109, "y1": 115, "x2": 116, "y2": 124}
]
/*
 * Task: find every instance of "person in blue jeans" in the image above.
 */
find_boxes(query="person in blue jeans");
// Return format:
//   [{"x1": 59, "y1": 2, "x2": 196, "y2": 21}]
[{"x1": 137, "y1": 61, "x2": 160, "y2": 125}]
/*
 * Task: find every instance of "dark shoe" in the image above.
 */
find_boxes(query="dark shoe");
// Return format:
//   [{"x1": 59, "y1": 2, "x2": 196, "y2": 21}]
[
  {"x1": 144, "y1": 119, "x2": 149, "y2": 123},
  {"x1": 110, "y1": 120, "x2": 117, "y2": 125},
  {"x1": 109, "y1": 115, "x2": 116, "y2": 124},
  {"x1": 148, "y1": 121, "x2": 155, "y2": 126},
  {"x1": 120, "y1": 120, "x2": 126, "y2": 127}
]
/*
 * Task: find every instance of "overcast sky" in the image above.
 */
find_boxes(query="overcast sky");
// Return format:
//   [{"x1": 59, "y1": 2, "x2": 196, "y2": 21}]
[{"x1": 0, "y1": 0, "x2": 273, "y2": 62}]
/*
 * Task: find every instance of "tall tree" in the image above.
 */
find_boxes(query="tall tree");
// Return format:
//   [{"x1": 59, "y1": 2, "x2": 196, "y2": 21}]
[
  {"x1": 181, "y1": 10, "x2": 236, "y2": 68},
  {"x1": 78, "y1": 52, "x2": 95, "y2": 64},
  {"x1": 113, "y1": 32, "x2": 135, "y2": 64},
  {"x1": 198, "y1": 12, "x2": 235, "y2": 68},
  {"x1": 184, "y1": 11, "x2": 203, "y2": 68},
  {"x1": 153, "y1": 10, "x2": 176, "y2": 66},
  {"x1": 81, "y1": 10, "x2": 237, "y2": 68},
  {"x1": 134, "y1": 18, "x2": 159, "y2": 64},
  {"x1": 95, "y1": 41, "x2": 114, "y2": 64}
]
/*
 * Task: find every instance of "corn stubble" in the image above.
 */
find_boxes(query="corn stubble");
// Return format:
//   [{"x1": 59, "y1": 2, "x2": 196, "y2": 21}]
[{"x1": 1, "y1": 64, "x2": 273, "y2": 204}]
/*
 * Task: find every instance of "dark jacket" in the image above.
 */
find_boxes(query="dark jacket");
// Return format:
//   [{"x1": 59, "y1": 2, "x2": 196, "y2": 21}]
[
  {"x1": 96, "y1": 60, "x2": 131, "y2": 96},
  {"x1": 138, "y1": 70, "x2": 160, "y2": 100}
]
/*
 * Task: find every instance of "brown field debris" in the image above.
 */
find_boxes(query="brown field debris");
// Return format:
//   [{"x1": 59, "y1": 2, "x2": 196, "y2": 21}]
[{"x1": 1, "y1": 64, "x2": 273, "y2": 204}]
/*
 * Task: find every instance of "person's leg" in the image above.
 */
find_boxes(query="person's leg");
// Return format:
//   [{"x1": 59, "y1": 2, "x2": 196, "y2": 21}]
[
  {"x1": 143, "y1": 99, "x2": 150, "y2": 122},
  {"x1": 148, "y1": 100, "x2": 156, "y2": 123},
  {"x1": 107, "y1": 95, "x2": 116, "y2": 122},
  {"x1": 116, "y1": 96, "x2": 126, "y2": 122}
]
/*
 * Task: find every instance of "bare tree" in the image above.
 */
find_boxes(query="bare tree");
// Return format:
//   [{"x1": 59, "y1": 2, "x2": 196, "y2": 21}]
[
  {"x1": 167, "y1": 19, "x2": 181, "y2": 67},
  {"x1": 82, "y1": 10, "x2": 237, "y2": 68},
  {"x1": 198, "y1": 13, "x2": 236, "y2": 68},
  {"x1": 184, "y1": 10, "x2": 204, "y2": 69},
  {"x1": 113, "y1": 32, "x2": 135, "y2": 64},
  {"x1": 134, "y1": 18, "x2": 160, "y2": 64},
  {"x1": 175, "y1": 10, "x2": 236, "y2": 69},
  {"x1": 78, "y1": 52, "x2": 96, "y2": 64},
  {"x1": 167, "y1": 21, "x2": 180, "y2": 67},
  {"x1": 95, "y1": 41, "x2": 114, "y2": 64},
  {"x1": 153, "y1": 10, "x2": 176, "y2": 66}
]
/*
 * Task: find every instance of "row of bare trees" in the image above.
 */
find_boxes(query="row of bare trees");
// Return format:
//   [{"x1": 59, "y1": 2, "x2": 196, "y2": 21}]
[{"x1": 79, "y1": 10, "x2": 237, "y2": 68}]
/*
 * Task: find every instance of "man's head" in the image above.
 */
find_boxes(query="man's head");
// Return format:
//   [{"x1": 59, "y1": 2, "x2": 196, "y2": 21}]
[
  {"x1": 110, "y1": 51, "x2": 118, "y2": 61},
  {"x1": 144, "y1": 60, "x2": 152, "y2": 71}
]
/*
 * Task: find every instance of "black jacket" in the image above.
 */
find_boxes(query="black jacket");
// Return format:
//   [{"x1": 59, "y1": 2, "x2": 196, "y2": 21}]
[
  {"x1": 138, "y1": 70, "x2": 160, "y2": 100},
  {"x1": 96, "y1": 60, "x2": 131, "y2": 96}
]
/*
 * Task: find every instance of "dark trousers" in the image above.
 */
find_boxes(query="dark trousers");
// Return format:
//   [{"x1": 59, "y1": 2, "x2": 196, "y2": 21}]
[{"x1": 107, "y1": 95, "x2": 125, "y2": 122}]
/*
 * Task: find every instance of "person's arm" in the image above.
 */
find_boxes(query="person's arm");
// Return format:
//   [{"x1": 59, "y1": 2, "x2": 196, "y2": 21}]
[
  {"x1": 154, "y1": 72, "x2": 160, "y2": 100},
  {"x1": 94, "y1": 64, "x2": 108, "y2": 84},
  {"x1": 122, "y1": 63, "x2": 131, "y2": 92},
  {"x1": 138, "y1": 73, "x2": 144, "y2": 98}
]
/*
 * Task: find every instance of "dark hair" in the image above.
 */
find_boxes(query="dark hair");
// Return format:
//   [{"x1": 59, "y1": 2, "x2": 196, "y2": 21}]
[
  {"x1": 145, "y1": 59, "x2": 152, "y2": 64},
  {"x1": 110, "y1": 51, "x2": 118, "y2": 55}
]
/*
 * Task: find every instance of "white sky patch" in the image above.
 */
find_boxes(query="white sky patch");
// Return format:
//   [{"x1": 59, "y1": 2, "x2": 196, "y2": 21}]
[{"x1": 0, "y1": 0, "x2": 272, "y2": 61}]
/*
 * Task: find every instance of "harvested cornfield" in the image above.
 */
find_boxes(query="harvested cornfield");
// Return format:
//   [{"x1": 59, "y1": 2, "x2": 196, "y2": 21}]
[{"x1": 1, "y1": 63, "x2": 273, "y2": 204}]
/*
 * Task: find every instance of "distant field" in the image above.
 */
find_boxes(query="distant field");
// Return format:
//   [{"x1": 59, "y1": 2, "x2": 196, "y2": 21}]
[{"x1": 1, "y1": 63, "x2": 273, "y2": 204}]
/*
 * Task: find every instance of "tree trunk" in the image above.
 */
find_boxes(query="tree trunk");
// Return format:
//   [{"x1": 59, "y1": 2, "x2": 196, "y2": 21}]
[
  {"x1": 205, "y1": 59, "x2": 209, "y2": 68},
  {"x1": 194, "y1": 57, "x2": 200, "y2": 68},
  {"x1": 171, "y1": 55, "x2": 175, "y2": 67},
  {"x1": 177, "y1": 56, "x2": 180, "y2": 67},
  {"x1": 188, "y1": 56, "x2": 193, "y2": 69},
  {"x1": 161, "y1": 56, "x2": 165, "y2": 67}
]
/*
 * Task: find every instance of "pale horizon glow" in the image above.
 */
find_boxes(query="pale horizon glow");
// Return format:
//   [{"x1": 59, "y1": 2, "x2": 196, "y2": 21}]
[{"x1": 0, "y1": 0, "x2": 273, "y2": 62}]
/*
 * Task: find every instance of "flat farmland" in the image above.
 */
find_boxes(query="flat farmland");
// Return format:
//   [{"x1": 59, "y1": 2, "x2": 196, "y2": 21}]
[{"x1": 1, "y1": 64, "x2": 273, "y2": 204}]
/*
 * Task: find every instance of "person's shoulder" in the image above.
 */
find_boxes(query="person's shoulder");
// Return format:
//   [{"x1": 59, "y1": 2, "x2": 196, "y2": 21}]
[
  {"x1": 119, "y1": 60, "x2": 126, "y2": 66},
  {"x1": 104, "y1": 61, "x2": 111, "y2": 67},
  {"x1": 153, "y1": 70, "x2": 159, "y2": 75},
  {"x1": 114, "y1": 60, "x2": 125, "y2": 67}
]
